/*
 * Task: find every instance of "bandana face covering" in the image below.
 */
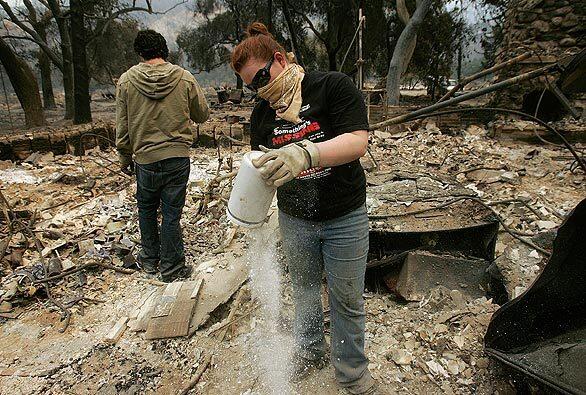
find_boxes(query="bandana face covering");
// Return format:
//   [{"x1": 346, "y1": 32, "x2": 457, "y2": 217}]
[{"x1": 257, "y1": 62, "x2": 305, "y2": 124}]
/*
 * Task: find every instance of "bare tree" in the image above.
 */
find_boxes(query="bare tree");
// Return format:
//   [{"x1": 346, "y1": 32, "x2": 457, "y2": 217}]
[
  {"x1": 22, "y1": 1, "x2": 56, "y2": 109},
  {"x1": 1, "y1": 0, "x2": 185, "y2": 123},
  {"x1": 0, "y1": 37, "x2": 45, "y2": 127},
  {"x1": 386, "y1": 0, "x2": 433, "y2": 105},
  {"x1": 71, "y1": 0, "x2": 91, "y2": 124},
  {"x1": 1, "y1": 0, "x2": 74, "y2": 118},
  {"x1": 280, "y1": 0, "x2": 304, "y2": 67}
]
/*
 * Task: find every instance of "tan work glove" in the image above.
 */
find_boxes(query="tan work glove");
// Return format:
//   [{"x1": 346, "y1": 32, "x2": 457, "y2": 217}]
[{"x1": 252, "y1": 140, "x2": 320, "y2": 187}]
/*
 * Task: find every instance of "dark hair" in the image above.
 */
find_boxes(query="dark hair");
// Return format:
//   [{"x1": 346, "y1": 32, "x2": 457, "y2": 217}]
[
  {"x1": 231, "y1": 22, "x2": 286, "y2": 72},
  {"x1": 133, "y1": 29, "x2": 169, "y2": 61}
]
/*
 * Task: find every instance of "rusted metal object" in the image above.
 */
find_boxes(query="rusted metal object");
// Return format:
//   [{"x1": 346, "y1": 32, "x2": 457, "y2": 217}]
[
  {"x1": 394, "y1": 251, "x2": 490, "y2": 301},
  {"x1": 548, "y1": 81, "x2": 581, "y2": 120},
  {"x1": 228, "y1": 89, "x2": 243, "y2": 104},
  {"x1": 216, "y1": 89, "x2": 229, "y2": 104},
  {"x1": 558, "y1": 48, "x2": 586, "y2": 95},
  {"x1": 485, "y1": 198, "x2": 586, "y2": 395},
  {"x1": 366, "y1": 171, "x2": 499, "y2": 269},
  {"x1": 226, "y1": 115, "x2": 242, "y2": 124}
]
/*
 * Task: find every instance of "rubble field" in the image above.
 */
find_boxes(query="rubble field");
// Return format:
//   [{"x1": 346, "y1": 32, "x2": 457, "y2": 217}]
[{"x1": 0, "y1": 113, "x2": 584, "y2": 394}]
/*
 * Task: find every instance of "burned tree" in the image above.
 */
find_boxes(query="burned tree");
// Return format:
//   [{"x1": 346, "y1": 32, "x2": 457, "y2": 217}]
[
  {"x1": 87, "y1": 19, "x2": 141, "y2": 86},
  {"x1": 0, "y1": 37, "x2": 45, "y2": 127},
  {"x1": 1, "y1": 0, "x2": 75, "y2": 119},
  {"x1": 288, "y1": 0, "x2": 356, "y2": 71},
  {"x1": 386, "y1": 0, "x2": 432, "y2": 105},
  {"x1": 45, "y1": 0, "x2": 75, "y2": 120},
  {"x1": 177, "y1": 0, "x2": 274, "y2": 89},
  {"x1": 280, "y1": 0, "x2": 304, "y2": 68},
  {"x1": 21, "y1": 1, "x2": 56, "y2": 109},
  {"x1": 1, "y1": 0, "x2": 181, "y2": 123},
  {"x1": 70, "y1": 0, "x2": 92, "y2": 124},
  {"x1": 37, "y1": 43, "x2": 56, "y2": 110}
]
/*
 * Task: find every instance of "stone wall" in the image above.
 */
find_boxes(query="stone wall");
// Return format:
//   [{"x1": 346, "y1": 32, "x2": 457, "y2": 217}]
[
  {"x1": 0, "y1": 121, "x2": 247, "y2": 161},
  {"x1": 493, "y1": 0, "x2": 585, "y2": 116},
  {"x1": 0, "y1": 122, "x2": 116, "y2": 161}
]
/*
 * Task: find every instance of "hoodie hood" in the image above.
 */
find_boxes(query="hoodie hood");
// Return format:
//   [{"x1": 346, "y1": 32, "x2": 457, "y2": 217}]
[{"x1": 126, "y1": 62, "x2": 184, "y2": 100}]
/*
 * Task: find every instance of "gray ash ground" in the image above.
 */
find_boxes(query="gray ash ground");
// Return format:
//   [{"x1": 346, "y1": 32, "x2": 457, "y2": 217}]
[{"x1": 1, "y1": 114, "x2": 584, "y2": 394}]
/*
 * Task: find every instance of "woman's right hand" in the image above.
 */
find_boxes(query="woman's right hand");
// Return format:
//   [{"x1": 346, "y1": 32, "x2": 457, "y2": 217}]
[{"x1": 252, "y1": 140, "x2": 320, "y2": 187}]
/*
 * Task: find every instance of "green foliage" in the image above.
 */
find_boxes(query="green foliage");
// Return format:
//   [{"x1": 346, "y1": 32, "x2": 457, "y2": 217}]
[
  {"x1": 473, "y1": 0, "x2": 510, "y2": 67},
  {"x1": 176, "y1": 0, "x2": 498, "y2": 90},
  {"x1": 176, "y1": 0, "x2": 276, "y2": 73},
  {"x1": 87, "y1": 18, "x2": 141, "y2": 85},
  {"x1": 410, "y1": 3, "x2": 467, "y2": 98},
  {"x1": 177, "y1": 12, "x2": 235, "y2": 73}
]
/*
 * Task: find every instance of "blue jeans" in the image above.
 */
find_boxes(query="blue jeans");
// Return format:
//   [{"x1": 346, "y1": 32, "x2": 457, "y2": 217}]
[
  {"x1": 279, "y1": 205, "x2": 374, "y2": 393},
  {"x1": 135, "y1": 157, "x2": 190, "y2": 278}
]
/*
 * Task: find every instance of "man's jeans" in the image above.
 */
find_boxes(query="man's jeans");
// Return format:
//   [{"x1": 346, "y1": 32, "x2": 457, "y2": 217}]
[
  {"x1": 135, "y1": 157, "x2": 190, "y2": 278},
  {"x1": 279, "y1": 205, "x2": 374, "y2": 393}
]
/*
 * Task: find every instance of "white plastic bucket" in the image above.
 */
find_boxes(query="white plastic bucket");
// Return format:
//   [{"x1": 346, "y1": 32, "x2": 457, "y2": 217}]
[{"x1": 227, "y1": 151, "x2": 276, "y2": 228}]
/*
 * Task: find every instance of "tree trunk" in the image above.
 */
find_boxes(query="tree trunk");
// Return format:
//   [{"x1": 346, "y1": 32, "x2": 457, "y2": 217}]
[
  {"x1": 457, "y1": 0, "x2": 464, "y2": 81},
  {"x1": 386, "y1": 0, "x2": 433, "y2": 105},
  {"x1": 267, "y1": 0, "x2": 273, "y2": 32},
  {"x1": 397, "y1": 0, "x2": 417, "y2": 75},
  {"x1": 326, "y1": 8, "x2": 338, "y2": 71},
  {"x1": 36, "y1": 25, "x2": 56, "y2": 110},
  {"x1": 38, "y1": 50, "x2": 56, "y2": 109},
  {"x1": 281, "y1": 0, "x2": 304, "y2": 68},
  {"x1": 0, "y1": 38, "x2": 45, "y2": 127},
  {"x1": 328, "y1": 49, "x2": 337, "y2": 71},
  {"x1": 47, "y1": 0, "x2": 74, "y2": 119},
  {"x1": 398, "y1": 0, "x2": 418, "y2": 77},
  {"x1": 62, "y1": 53, "x2": 74, "y2": 120},
  {"x1": 70, "y1": 0, "x2": 92, "y2": 124},
  {"x1": 457, "y1": 38, "x2": 463, "y2": 81}
]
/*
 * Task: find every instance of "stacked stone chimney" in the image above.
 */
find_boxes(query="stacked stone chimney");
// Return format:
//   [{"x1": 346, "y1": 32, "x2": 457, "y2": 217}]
[{"x1": 493, "y1": 0, "x2": 584, "y2": 119}]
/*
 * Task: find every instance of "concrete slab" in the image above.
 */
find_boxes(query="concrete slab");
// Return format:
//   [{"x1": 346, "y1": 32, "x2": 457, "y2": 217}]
[{"x1": 396, "y1": 251, "x2": 490, "y2": 301}]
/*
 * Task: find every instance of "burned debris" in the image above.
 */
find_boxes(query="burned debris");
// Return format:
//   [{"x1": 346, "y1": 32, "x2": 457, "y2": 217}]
[
  {"x1": 0, "y1": 0, "x2": 584, "y2": 394},
  {"x1": 1, "y1": 97, "x2": 581, "y2": 393}
]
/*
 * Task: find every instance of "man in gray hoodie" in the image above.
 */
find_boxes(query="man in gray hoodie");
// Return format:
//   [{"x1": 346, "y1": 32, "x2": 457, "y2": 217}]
[{"x1": 116, "y1": 30, "x2": 209, "y2": 282}]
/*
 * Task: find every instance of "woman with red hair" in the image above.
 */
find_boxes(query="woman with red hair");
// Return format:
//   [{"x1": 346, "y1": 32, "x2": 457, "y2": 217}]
[{"x1": 231, "y1": 22, "x2": 376, "y2": 395}]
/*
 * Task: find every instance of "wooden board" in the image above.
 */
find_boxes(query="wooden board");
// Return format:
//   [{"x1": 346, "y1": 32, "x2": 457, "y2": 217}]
[
  {"x1": 188, "y1": 257, "x2": 249, "y2": 336},
  {"x1": 145, "y1": 280, "x2": 201, "y2": 340},
  {"x1": 104, "y1": 316, "x2": 129, "y2": 344},
  {"x1": 190, "y1": 278, "x2": 204, "y2": 299},
  {"x1": 151, "y1": 282, "x2": 183, "y2": 318},
  {"x1": 128, "y1": 289, "x2": 157, "y2": 320},
  {"x1": 127, "y1": 289, "x2": 159, "y2": 332}
]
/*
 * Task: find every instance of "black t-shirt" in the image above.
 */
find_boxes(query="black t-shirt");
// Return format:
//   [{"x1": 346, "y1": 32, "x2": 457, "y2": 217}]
[{"x1": 250, "y1": 70, "x2": 368, "y2": 221}]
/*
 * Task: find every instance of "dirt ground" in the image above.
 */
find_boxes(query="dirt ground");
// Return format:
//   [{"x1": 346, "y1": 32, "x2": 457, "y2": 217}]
[{"x1": 0, "y1": 97, "x2": 584, "y2": 394}]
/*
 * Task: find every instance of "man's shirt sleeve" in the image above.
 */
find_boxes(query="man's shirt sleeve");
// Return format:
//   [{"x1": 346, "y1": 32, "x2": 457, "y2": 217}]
[{"x1": 115, "y1": 76, "x2": 132, "y2": 166}]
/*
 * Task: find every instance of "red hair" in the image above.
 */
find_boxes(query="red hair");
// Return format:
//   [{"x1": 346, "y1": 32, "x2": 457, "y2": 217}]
[{"x1": 231, "y1": 22, "x2": 286, "y2": 72}]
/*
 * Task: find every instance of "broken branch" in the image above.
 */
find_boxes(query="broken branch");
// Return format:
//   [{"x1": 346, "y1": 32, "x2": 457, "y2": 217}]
[
  {"x1": 217, "y1": 285, "x2": 246, "y2": 341},
  {"x1": 32, "y1": 260, "x2": 134, "y2": 284},
  {"x1": 178, "y1": 353, "x2": 212, "y2": 395},
  {"x1": 372, "y1": 64, "x2": 557, "y2": 130},
  {"x1": 438, "y1": 52, "x2": 532, "y2": 102},
  {"x1": 12, "y1": 215, "x2": 72, "y2": 332},
  {"x1": 217, "y1": 134, "x2": 246, "y2": 146}
]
